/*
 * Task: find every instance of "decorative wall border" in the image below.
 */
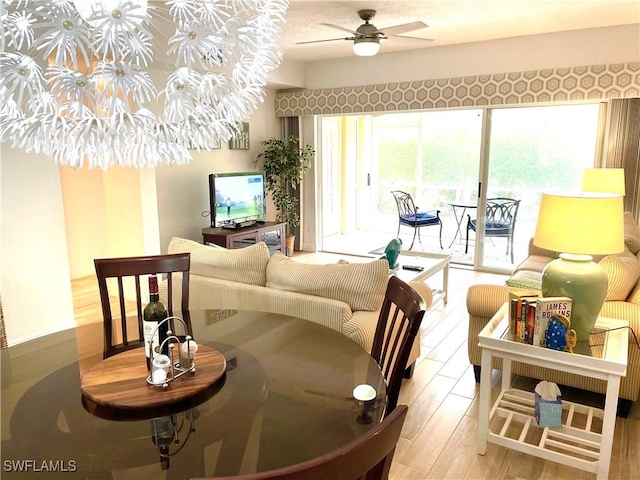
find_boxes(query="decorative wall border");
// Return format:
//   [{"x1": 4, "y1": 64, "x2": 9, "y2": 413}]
[{"x1": 275, "y1": 63, "x2": 640, "y2": 117}]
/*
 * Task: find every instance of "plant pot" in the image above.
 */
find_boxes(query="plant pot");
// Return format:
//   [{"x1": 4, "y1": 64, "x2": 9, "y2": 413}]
[{"x1": 285, "y1": 235, "x2": 295, "y2": 256}]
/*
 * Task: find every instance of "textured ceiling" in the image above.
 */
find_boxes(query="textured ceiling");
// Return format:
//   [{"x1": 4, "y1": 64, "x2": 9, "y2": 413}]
[{"x1": 279, "y1": 0, "x2": 640, "y2": 62}]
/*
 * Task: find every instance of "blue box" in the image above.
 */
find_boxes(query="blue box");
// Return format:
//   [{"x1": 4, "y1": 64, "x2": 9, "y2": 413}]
[{"x1": 535, "y1": 392, "x2": 563, "y2": 428}]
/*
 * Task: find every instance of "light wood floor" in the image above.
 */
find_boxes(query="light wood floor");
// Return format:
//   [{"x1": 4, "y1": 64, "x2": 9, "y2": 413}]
[{"x1": 71, "y1": 253, "x2": 639, "y2": 480}]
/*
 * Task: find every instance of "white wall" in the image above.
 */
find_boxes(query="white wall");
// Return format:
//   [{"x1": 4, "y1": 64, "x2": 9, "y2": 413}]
[
  {"x1": 304, "y1": 24, "x2": 640, "y2": 89},
  {"x1": 154, "y1": 88, "x2": 282, "y2": 253},
  {"x1": 269, "y1": 57, "x2": 306, "y2": 89},
  {"x1": 1, "y1": 145, "x2": 76, "y2": 345}
]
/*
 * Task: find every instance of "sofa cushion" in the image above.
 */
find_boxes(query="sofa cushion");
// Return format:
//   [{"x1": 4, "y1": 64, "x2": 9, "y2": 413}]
[
  {"x1": 624, "y1": 211, "x2": 640, "y2": 255},
  {"x1": 515, "y1": 255, "x2": 553, "y2": 275},
  {"x1": 599, "y1": 248, "x2": 640, "y2": 301},
  {"x1": 168, "y1": 237, "x2": 269, "y2": 286},
  {"x1": 266, "y1": 253, "x2": 389, "y2": 311}
]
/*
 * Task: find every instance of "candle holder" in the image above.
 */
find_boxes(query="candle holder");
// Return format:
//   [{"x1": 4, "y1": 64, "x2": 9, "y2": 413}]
[
  {"x1": 353, "y1": 384, "x2": 377, "y2": 424},
  {"x1": 146, "y1": 317, "x2": 198, "y2": 389}
]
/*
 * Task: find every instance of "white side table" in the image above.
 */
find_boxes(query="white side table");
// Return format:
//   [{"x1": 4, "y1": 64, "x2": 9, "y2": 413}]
[{"x1": 477, "y1": 303, "x2": 628, "y2": 479}]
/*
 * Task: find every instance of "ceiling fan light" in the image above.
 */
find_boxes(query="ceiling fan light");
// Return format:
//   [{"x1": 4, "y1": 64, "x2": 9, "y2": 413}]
[{"x1": 353, "y1": 37, "x2": 380, "y2": 56}]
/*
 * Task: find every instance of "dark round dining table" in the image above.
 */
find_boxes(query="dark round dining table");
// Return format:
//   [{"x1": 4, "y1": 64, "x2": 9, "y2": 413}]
[{"x1": 1, "y1": 310, "x2": 386, "y2": 479}]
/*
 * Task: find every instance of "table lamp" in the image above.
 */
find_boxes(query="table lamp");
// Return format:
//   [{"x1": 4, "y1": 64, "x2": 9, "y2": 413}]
[
  {"x1": 581, "y1": 168, "x2": 626, "y2": 196},
  {"x1": 533, "y1": 193, "x2": 624, "y2": 341}
]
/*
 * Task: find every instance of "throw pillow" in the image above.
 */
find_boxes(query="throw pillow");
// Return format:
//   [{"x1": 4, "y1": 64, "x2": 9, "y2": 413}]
[
  {"x1": 599, "y1": 248, "x2": 640, "y2": 301},
  {"x1": 168, "y1": 237, "x2": 270, "y2": 286},
  {"x1": 624, "y1": 211, "x2": 640, "y2": 255},
  {"x1": 266, "y1": 253, "x2": 389, "y2": 311},
  {"x1": 505, "y1": 278, "x2": 542, "y2": 291}
]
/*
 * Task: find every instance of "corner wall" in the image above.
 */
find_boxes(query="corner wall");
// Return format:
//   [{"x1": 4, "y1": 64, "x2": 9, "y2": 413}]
[{"x1": 1, "y1": 145, "x2": 76, "y2": 345}]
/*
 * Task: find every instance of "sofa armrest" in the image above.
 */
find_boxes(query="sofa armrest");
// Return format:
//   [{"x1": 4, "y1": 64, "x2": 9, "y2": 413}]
[
  {"x1": 599, "y1": 301, "x2": 640, "y2": 401},
  {"x1": 466, "y1": 284, "x2": 512, "y2": 319},
  {"x1": 407, "y1": 281, "x2": 434, "y2": 309},
  {"x1": 466, "y1": 284, "x2": 540, "y2": 367}
]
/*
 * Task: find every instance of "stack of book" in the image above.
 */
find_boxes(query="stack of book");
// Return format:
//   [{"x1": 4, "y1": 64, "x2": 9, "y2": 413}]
[{"x1": 508, "y1": 293, "x2": 572, "y2": 347}]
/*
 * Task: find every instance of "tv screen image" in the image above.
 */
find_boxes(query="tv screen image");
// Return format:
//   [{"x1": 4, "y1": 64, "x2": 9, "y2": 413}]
[{"x1": 209, "y1": 172, "x2": 266, "y2": 227}]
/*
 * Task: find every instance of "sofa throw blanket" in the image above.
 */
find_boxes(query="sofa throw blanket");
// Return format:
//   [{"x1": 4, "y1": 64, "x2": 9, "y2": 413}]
[
  {"x1": 168, "y1": 237, "x2": 270, "y2": 286},
  {"x1": 266, "y1": 253, "x2": 389, "y2": 311}
]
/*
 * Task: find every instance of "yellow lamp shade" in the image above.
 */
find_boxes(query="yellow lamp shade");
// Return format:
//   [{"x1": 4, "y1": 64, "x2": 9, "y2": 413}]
[
  {"x1": 581, "y1": 168, "x2": 625, "y2": 196},
  {"x1": 534, "y1": 192, "x2": 624, "y2": 341},
  {"x1": 533, "y1": 193, "x2": 624, "y2": 255}
]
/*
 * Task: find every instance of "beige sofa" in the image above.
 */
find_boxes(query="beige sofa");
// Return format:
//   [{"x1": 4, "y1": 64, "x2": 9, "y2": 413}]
[
  {"x1": 163, "y1": 237, "x2": 432, "y2": 371},
  {"x1": 467, "y1": 212, "x2": 640, "y2": 416}
]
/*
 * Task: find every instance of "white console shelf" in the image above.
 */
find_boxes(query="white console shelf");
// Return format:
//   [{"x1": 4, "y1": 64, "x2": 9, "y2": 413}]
[
  {"x1": 489, "y1": 388, "x2": 603, "y2": 473},
  {"x1": 477, "y1": 303, "x2": 628, "y2": 480}
]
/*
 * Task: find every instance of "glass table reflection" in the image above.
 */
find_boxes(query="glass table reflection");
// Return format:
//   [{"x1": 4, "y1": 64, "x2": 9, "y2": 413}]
[{"x1": 1, "y1": 310, "x2": 386, "y2": 479}]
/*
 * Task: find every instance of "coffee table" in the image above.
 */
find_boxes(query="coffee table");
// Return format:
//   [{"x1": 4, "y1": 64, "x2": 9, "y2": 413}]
[
  {"x1": 391, "y1": 250, "x2": 450, "y2": 306},
  {"x1": 476, "y1": 303, "x2": 628, "y2": 479}
]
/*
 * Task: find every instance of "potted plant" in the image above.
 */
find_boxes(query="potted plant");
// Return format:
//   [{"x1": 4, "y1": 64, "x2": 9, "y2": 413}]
[{"x1": 255, "y1": 136, "x2": 315, "y2": 255}]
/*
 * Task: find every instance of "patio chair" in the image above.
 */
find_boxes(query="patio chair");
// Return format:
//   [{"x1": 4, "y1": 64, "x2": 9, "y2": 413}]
[
  {"x1": 465, "y1": 197, "x2": 521, "y2": 263},
  {"x1": 391, "y1": 190, "x2": 443, "y2": 250}
]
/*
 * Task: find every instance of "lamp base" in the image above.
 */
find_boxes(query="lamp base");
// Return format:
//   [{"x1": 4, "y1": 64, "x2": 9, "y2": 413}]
[{"x1": 541, "y1": 253, "x2": 608, "y2": 341}]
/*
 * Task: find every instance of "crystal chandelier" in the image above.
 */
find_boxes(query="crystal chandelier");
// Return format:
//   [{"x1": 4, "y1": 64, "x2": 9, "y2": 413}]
[{"x1": 0, "y1": 0, "x2": 289, "y2": 169}]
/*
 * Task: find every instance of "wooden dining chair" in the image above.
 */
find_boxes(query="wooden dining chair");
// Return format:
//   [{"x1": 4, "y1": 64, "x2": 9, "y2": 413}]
[
  {"x1": 94, "y1": 253, "x2": 191, "y2": 359},
  {"x1": 198, "y1": 404, "x2": 408, "y2": 480},
  {"x1": 372, "y1": 276, "x2": 426, "y2": 415}
]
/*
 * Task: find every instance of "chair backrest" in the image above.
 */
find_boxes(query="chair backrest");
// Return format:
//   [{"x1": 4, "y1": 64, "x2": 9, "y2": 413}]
[
  {"x1": 485, "y1": 198, "x2": 520, "y2": 229},
  {"x1": 94, "y1": 253, "x2": 191, "y2": 359},
  {"x1": 391, "y1": 190, "x2": 417, "y2": 219},
  {"x1": 371, "y1": 276, "x2": 426, "y2": 415},
  {"x1": 201, "y1": 404, "x2": 408, "y2": 480}
]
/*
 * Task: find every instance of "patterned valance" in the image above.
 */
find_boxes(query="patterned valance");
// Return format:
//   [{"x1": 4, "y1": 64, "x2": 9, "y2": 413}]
[{"x1": 275, "y1": 63, "x2": 640, "y2": 117}]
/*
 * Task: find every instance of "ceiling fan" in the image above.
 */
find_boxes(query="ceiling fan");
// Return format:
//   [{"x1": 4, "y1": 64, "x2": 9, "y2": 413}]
[{"x1": 295, "y1": 9, "x2": 432, "y2": 57}]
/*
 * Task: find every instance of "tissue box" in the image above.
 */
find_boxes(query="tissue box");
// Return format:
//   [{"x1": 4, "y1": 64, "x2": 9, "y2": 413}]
[{"x1": 535, "y1": 392, "x2": 563, "y2": 428}]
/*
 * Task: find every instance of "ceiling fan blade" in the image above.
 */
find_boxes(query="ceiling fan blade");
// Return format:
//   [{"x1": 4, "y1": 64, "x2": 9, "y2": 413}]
[
  {"x1": 373, "y1": 21, "x2": 428, "y2": 37},
  {"x1": 393, "y1": 35, "x2": 434, "y2": 42},
  {"x1": 296, "y1": 37, "x2": 352, "y2": 45},
  {"x1": 320, "y1": 23, "x2": 360, "y2": 36}
]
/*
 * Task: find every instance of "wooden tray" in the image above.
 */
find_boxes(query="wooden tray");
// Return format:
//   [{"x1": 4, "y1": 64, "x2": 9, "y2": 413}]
[{"x1": 81, "y1": 345, "x2": 226, "y2": 410}]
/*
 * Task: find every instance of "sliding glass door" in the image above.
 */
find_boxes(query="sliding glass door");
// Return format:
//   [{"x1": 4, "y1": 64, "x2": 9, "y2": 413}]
[
  {"x1": 477, "y1": 104, "x2": 601, "y2": 269},
  {"x1": 318, "y1": 102, "x2": 602, "y2": 271}
]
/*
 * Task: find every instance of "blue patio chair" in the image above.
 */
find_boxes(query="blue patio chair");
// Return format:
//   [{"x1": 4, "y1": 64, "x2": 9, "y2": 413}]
[
  {"x1": 465, "y1": 197, "x2": 520, "y2": 263},
  {"x1": 391, "y1": 190, "x2": 443, "y2": 250}
]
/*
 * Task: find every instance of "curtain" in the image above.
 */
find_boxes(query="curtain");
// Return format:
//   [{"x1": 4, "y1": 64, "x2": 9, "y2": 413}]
[
  {"x1": 601, "y1": 98, "x2": 640, "y2": 220},
  {"x1": 0, "y1": 294, "x2": 6, "y2": 349}
]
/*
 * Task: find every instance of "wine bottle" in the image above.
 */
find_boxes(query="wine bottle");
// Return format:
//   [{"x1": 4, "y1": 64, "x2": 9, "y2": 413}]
[{"x1": 143, "y1": 275, "x2": 168, "y2": 371}]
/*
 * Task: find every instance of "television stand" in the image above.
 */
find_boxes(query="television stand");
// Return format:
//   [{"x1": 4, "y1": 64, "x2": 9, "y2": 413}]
[
  {"x1": 221, "y1": 220, "x2": 257, "y2": 230},
  {"x1": 202, "y1": 222, "x2": 286, "y2": 256}
]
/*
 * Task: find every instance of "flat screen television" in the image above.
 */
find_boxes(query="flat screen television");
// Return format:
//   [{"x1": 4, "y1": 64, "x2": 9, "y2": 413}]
[{"x1": 208, "y1": 171, "x2": 267, "y2": 227}]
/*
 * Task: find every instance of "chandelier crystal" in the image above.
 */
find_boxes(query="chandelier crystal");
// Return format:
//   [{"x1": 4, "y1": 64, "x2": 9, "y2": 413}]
[{"x1": 0, "y1": 0, "x2": 289, "y2": 169}]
